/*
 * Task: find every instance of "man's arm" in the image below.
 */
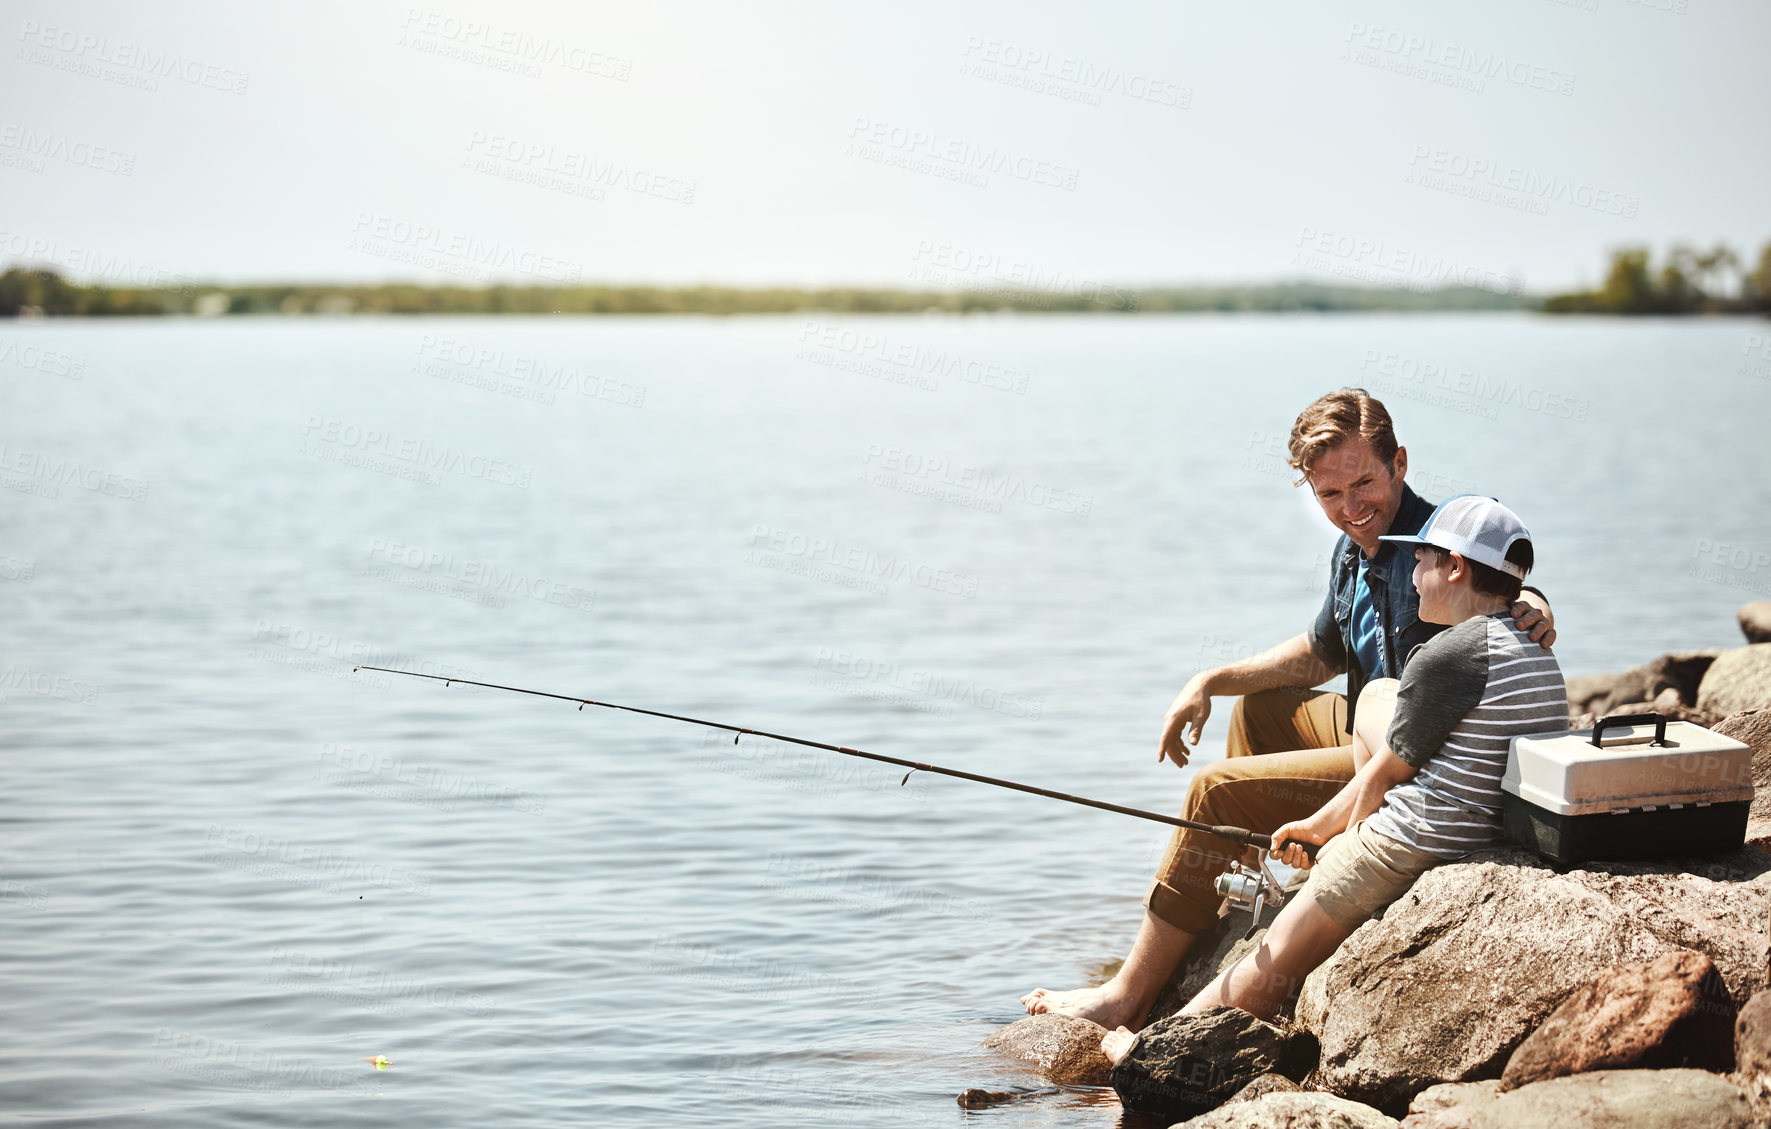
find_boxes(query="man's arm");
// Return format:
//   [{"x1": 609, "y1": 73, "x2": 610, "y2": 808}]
[{"x1": 1157, "y1": 633, "x2": 1337, "y2": 766}]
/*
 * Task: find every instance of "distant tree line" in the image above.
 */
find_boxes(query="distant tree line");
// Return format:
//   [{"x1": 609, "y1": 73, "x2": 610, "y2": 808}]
[
  {"x1": 6, "y1": 242, "x2": 1768, "y2": 318},
  {"x1": 1543, "y1": 240, "x2": 1771, "y2": 315},
  {"x1": 0, "y1": 267, "x2": 1528, "y2": 318}
]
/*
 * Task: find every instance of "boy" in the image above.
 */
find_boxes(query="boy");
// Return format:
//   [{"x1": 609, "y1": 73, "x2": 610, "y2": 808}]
[{"x1": 1102, "y1": 494, "x2": 1566, "y2": 1056}]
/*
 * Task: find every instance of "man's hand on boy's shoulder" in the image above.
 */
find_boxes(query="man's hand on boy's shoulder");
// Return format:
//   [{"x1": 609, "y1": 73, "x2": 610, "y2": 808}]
[{"x1": 1511, "y1": 590, "x2": 1556, "y2": 649}]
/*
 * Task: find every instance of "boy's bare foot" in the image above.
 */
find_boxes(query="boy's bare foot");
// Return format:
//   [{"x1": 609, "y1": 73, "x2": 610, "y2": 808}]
[
  {"x1": 1018, "y1": 983, "x2": 1142, "y2": 1031},
  {"x1": 1101, "y1": 1026, "x2": 1137, "y2": 1065}
]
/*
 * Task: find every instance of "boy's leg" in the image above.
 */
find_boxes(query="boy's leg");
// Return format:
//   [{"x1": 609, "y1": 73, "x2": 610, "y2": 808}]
[
  {"x1": 1102, "y1": 820, "x2": 1434, "y2": 1064},
  {"x1": 1102, "y1": 890, "x2": 1351, "y2": 1064},
  {"x1": 1021, "y1": 688, "x2": 1352, "y2": 1031},
  {"x1": 1179, "y1": 892, "x2": 1350, "y2": 1020},
  {"x1": 1173, "y1": 821, "x2": 1433, "y2": 1028},
  {"x1": 1024, "y1": 742, "x2": 1353, "y2": 1030}
]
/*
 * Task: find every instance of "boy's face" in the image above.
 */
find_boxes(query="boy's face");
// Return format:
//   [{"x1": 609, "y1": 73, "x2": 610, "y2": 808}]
[{"x1": 1411, "y1": 546, "x2": 1458, "y2": 625}]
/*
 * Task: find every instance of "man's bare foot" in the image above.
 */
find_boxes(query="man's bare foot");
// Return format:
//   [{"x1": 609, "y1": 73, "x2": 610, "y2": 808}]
[
  {"x1": 1101, "y1": 1026, "x2": 1137, "y2": 1065},
  {"x1": 1018, "y1": 984, "x2": 1143, "y2": 1030}
]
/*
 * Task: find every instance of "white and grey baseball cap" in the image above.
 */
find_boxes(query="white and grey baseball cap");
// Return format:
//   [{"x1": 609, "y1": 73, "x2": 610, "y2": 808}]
[{"x1": 1379, "y1": 494, "x2": 1532, "y2": 579}]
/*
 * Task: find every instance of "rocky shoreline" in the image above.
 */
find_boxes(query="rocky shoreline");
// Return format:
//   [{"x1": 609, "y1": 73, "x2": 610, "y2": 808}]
[{"x1": 983, "y1": 601, "x2": 1771, "y2": 1128}]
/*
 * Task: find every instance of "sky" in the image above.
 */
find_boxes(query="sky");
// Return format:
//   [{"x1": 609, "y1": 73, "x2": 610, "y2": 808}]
[{"x1": 2, "y1": 0, "x2": 1767, "y2": 292}]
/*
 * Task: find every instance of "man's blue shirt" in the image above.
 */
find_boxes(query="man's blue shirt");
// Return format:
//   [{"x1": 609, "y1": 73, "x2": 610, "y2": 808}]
[{"x1": 1349, "y1": 557, "x2": 1384, "y2": 680}]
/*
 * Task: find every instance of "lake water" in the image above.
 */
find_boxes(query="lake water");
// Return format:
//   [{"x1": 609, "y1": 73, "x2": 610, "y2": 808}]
[{"x1": 2, "y1": 313, "x2": 1767, "y2": 1126}]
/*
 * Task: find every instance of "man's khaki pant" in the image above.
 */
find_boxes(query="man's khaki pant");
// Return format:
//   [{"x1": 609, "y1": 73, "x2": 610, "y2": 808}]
[{"x1": 1144, "y1": 688, "x2": 1354, "y2": 934}]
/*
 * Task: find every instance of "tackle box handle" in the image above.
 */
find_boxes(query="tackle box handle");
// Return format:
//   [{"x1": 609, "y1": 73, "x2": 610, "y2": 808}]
[{"x1": 1590, "y1": 712, "x2": 1668, "y2": 748}]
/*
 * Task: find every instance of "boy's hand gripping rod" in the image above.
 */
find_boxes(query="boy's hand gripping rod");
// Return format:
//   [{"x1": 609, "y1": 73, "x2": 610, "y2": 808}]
[{"x1": 354, "y1": 666, "x2": 1316, "y2": 924}]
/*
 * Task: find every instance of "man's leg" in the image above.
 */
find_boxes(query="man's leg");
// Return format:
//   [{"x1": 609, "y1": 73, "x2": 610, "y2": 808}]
[
  {"x1": 1021, "y1": 690, "x2": 1352, "y2": 1030},
  {"x1": 1226, "y1": 687, "x2": 1349, "y2": 759},
  {"x1": 1018, "y1": 904, "x2": 1198, "y2": 1031}
]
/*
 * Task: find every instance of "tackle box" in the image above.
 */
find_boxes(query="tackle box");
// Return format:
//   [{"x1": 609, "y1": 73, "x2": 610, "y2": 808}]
[{"x1": 1501, "y1": 713, "x2": 1755, "y2": 864}]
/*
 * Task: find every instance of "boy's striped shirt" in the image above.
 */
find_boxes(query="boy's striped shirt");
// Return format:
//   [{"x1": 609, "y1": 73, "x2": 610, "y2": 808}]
[{"x1": 1365, "y1": 613, "x2": 1567, "y2": 858}]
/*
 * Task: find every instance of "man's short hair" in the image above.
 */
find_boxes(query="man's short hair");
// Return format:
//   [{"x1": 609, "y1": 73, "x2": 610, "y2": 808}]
[{"x1": 1287, "y1": 389, "x2": 1400, "y2": 480}]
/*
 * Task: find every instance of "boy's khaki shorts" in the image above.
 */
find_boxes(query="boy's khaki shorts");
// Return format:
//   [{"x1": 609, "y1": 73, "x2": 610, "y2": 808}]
[{"x1": 1302, "y1": 818, "x2": 1441, "y2": 932}]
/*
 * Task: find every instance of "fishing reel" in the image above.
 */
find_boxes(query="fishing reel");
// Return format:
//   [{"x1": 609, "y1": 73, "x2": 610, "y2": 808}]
[{"x1": 1214, "y1": 850, "x2": 1287, "y2": 940}]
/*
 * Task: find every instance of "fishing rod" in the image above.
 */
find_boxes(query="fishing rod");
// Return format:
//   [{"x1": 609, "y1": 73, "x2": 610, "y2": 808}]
[{"x1": 354, "y1": 665, "x2": 1313, "y2": 927}]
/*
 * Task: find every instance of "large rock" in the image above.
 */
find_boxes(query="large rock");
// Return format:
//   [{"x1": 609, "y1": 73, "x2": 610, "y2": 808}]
[
  {"x1": 1699, "y1": 645, "x2": 1771, "y2": 717},
  {"x1": 1567, "y1": 650, "x2": 1721, "y2": 720},
  {"x1": 1225, "y1": 1073, "x2": 1303, "y2": 1104},
  {"x1": 1649, "y1": 649, "x2": 1727, "y2": 707},
  {"x1": 1718, "y1": 710, "x2": 1771, "y2": 833},
  {"x1": 1566, "y1": 670, "x2": 1655, "y2": 721},
  {"x1": 1497, "y1": 950, "x2": 1735, "y2": 1090},
  {"x1": 1735, "y1": 989, "x2": 1771, "y2": 1123},
  {"x1": 1398, "y1": 1081, "x2": 1501, "y2": 1129},
  {"x1": 1466, "y1": 1068, "x2": 1753, "y2": 1129},
  {"x1": 1742, "y1": 602, "x2": 1771, "y2": 645},
  {"x1": 1108, "y1": 1006, "x2": 1289, "y2": 1120},
  {"x1": 1738, "y1": 987, "x2": 1771, "y2": 1078},
  {"x1": 982, "y1": 1013, "x2": 1111, "y2": 1084},
  {"x1": 1295, "y1": 847, "x2": 1771, "y2": 1110},
  {"x1": 1573, "y1": 686, "x2": 1718, "y2": 731},
  {"x1": 1175, "y1": 1091, "x2": 1400, "y2": 1128}
]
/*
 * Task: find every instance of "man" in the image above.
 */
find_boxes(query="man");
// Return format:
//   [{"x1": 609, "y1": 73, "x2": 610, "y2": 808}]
[{"x1": 1020, "y1": 389, "x2": 1554, "y2": 1033}]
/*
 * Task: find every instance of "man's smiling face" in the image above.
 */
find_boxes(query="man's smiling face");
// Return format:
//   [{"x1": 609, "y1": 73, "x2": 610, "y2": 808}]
[{"x1": 1304, "y1": 436, "x2": 1409, "y2": 557}]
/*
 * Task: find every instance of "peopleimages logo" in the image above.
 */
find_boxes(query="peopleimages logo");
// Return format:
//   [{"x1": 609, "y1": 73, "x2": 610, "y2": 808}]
[
  {"x1": 796, "y1": 322, "x2": 1031, "y2": 395},
  {"x1": 398, "y1": 8, "x2": 632, "y2": 81},
  {"x1": 1357, "y1": 348, "x2": 1589, "y2": 422},
  {"x1": 16, "y1": 20, "x2": 251, "y2": 93},
  {"x1": 0, "y1": 339, "x2": 86, "y2": 379},
  {"x1": 1405, "y1": 145, "x2": 1638, "y2": 218},
  {"x1": 845, "y1": 116, "x2": 1079, "y2": 191},
  {"x1": 1293, "y1": 226, "x2": 1522, "y2": 296},
  {"x1": 1341, "y1": 21, "x2": 1576, "y2": 96},
  {"x1": 300, "y1": 417, "x2": 534, "y2": 489},
  {"x1": 908, "y1": 239, "x2": 1138, "y2": 311},
  {"x1": 0, "y1": 665, "x2": 97, "y2": 705},
  {"x1": 349, "y1": 213, "x2": 582, "y2": 283},
  {"x1": 463, "y1": 132, "x2": 694, "y2": 204},
  {"x1": 363, "y1": 537, "x2": 594, "y2": 613},
  {"x1": 0, "y1": 441, "x2": 149, "y2": 501},
  {"x1": 315, "y1": 742, "x2": 545, "y2": 815},
  {"x1": 198, "y1": 825, "x2": 433, "y2": 895},
  {"x1": 811, "y1": 647, "x2": 1043, "y2": 720},
  {"x1": 957, "y1": 37, "x2": 1191, "y2": 110},
  {"x1": 0, "y1": 123, "x2": 136, "y2": 175},
  {"x1": 860, "y1": 444, "x2": 1092, "y2": 516},
  {"x1": 747, "y1": 524, "x2": 980, "y2": 599},
  {"x1": 414, "y1": 335, "x2": 646, "y2": 407}
]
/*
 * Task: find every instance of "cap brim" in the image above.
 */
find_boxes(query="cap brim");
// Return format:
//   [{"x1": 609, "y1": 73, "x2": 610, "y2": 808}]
[{"x1": 1377, "y1": 533, "x2": 1431, "y2": 545}]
